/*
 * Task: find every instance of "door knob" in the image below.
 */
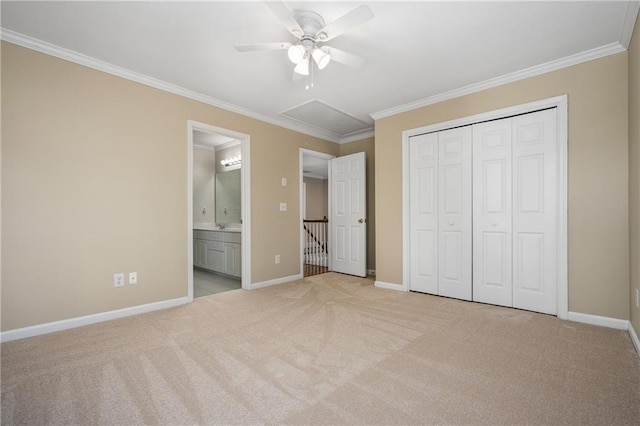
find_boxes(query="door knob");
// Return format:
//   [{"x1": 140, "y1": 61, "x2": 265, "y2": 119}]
[
  {"x1": 491, "y1": 221, "x2": 498, "y2": 226},
  {"x1": 358, "y1": 218, "x2": 367, "y2": 223},
  {"x1": 449, "y1": 220, "x2": 454, "y2": 226}
]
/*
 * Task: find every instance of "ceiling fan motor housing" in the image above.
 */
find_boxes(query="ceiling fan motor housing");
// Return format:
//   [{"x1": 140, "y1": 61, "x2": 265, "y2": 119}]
[{"x1": 293, "y1": 10, "x2": 328, "y2": 44}]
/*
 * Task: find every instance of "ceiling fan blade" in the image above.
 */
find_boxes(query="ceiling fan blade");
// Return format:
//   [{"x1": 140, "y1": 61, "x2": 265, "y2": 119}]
[
  {"x1": 325, "y1": 47, "x2": 367, "y2": 69},
  {"x1": 234, "y1": 42, "x2": 292, "y2": 52},
  {"x1": 319, "y1": 5, "x2": 374, "y2": 42},
  {"x1": 265, "y1": 1, "x2": 304, "y2": 38}
]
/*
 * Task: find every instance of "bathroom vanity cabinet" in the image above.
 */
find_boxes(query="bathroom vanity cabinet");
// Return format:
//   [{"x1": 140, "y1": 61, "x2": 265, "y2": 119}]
[{"x1": 193, "y1": 230, "x2": 241, "y2": 278}]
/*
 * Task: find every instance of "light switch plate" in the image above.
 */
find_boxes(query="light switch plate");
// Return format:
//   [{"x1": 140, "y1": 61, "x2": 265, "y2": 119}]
[{"x1": 281, "y1": 177, "x2": 287, "y2": 187}]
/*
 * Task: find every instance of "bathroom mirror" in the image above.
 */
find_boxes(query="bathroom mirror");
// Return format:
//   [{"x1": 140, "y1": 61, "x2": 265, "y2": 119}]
[{"x1": 215, "y1": 169, "x2": 241, "y2": 225}]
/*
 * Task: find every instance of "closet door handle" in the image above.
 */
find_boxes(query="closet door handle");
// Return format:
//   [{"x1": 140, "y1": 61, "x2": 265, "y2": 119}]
[
  {"x1": 491, "y1": 221, "x2": 498, "y2": 226},
  {"x1": 449, "y1": 220, "x2": 454, "y2": 226}
]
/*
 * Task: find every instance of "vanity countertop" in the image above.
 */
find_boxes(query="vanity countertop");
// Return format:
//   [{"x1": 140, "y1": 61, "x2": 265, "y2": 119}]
[{"x1": 193, "y1": 223, "x2": 240, "y2": 233}]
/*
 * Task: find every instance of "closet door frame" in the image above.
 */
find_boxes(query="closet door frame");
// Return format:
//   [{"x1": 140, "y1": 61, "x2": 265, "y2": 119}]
[{"x1": 401, "y1": 95, "x2": 568, "y2": 319}]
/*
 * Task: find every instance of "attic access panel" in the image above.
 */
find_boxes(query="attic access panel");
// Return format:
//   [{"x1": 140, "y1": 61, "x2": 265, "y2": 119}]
[{"x1": 281, "y1": 99, "x2": 372, "y2": 137}]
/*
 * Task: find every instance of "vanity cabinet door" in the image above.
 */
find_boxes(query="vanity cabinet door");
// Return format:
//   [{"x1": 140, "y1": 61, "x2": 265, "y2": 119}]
[
  {"x1": 224, "y1": 243, "x2": 241, "y2": 277},
  {"x1": 194, "y1": 239, "x2": 207, "y2": 267}
]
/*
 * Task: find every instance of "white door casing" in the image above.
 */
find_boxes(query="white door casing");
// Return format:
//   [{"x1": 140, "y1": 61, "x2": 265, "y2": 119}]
[
  {"x1": 512, "y1": 109, "x2": 558, "y2": 315},
  {"x1": 472, "y1": 117, "x2": 513, "y2": 307},
  {"x1": 187, "y1": 120, "x2": 251, "y2": 300},
  {"x1": 330, "y1": 152, "x2": 367, "y2": 277},
  {"x1": 438, "y1": 127, "x2": 472, "y2": 300}
]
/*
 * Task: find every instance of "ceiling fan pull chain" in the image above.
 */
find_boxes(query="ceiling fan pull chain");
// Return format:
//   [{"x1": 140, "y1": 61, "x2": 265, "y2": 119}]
[
  {"x1": 306, "y1": 57, "x2": 315, "y2": 90},
  {"x1": 311, "y1": 58, "x2": 315, "y2": 89}
]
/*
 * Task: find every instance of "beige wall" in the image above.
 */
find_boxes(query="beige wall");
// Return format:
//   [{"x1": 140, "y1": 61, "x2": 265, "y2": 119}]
[
  {"x1": 339, "y1": 137, "x2": 376, "y2": 272},
  {"x1": 193, "y1": 146, "x2": 216, "y2": 224},
  {"x1": 1, "y1": 42, "x2": 339, "y2": 331},
  {"x1": 303, "y1": 177, "x2": 328, "y2": 220},
  {"x1": 629, "y1": 14, "x2": 640, "y2": 334},
  {"x1": 375, "y1": 53, "x2": 630, "y2": 320}
]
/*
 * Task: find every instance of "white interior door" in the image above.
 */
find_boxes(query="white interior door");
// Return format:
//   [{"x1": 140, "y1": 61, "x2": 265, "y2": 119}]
[
  {"x1": 330, "y1": 152, "x2": 366, "y2": 277},
  {"x1": 409, "y1": 133, "x2": 439, "y2": 293},
  {"x1": 473, "y1": 117, "x2": 513, "y2": 307},
  {"x1": 438, "y1": 127, "x2": 472, "y2": 300},
  {"x1": 512, "y1": 109, "x2": 557, "y2": 315}
]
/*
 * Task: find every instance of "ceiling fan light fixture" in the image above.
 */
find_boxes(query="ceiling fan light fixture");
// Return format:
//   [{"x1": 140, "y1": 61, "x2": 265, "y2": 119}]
[
  {"x1": 287, "y1": 44, "x2": 306, "y2": 64},
  {"x1": 311, "y1": 47, "x2": 331, "y2": 70},
  {"x1": 294, "y1": 56, "x2": 310, "y2": 75}
]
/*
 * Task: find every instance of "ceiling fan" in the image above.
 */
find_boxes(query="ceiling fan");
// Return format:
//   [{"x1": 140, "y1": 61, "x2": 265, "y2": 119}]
[{"x1": 235, "y1": 2, "x2": 373, "y2": 79}]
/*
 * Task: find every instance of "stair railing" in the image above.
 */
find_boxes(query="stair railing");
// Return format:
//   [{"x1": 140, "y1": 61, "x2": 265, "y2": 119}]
[{"x1": 303, "y1": 219, "x2": 328, "y2": 267}]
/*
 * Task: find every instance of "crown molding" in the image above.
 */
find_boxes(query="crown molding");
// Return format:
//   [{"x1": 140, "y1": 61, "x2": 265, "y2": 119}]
[
  {"x1": 371, "y1": 42, "x2": 626, "y2": 121},
  {"x1": 620, "y1": 1, "x2": 640, "y2": 49},
  {"x1": 339, "y1": 128, "x2": 375, "y2": 144},
  {"x1": 0, "y1": 28, "x2": 343, "y2": 144}
]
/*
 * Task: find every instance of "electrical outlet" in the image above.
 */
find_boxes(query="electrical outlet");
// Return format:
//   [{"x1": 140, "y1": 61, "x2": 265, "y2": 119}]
[
  {"x1": 113, "y1": 273, "x2": 125, "y2": 288},
  {"x1": 280, "y1": 202, "x2": 287, "y2": 211},
  {"x1": 129, "y1": 272, "x2": 137, "y2": 285},
  {"x1": 275, "y1": 255, "x2": 281, "y2": 264}
]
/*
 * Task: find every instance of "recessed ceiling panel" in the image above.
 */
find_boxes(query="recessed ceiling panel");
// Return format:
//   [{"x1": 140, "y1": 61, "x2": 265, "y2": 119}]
[{"x1": 280, "y1": 100, "x2": 372, "y2": 136}]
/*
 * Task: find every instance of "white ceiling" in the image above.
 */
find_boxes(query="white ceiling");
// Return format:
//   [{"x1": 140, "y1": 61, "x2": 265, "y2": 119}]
[
  {"x1": 1, "y1": 1, "x2": 638, "y2": 143},
  {"x1": 193, "y1": 130, "x2": 237, "y2": 149}
]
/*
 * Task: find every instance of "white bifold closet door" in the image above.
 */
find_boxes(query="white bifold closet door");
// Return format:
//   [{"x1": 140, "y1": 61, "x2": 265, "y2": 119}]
[
  {"x1": 438, "y1": 127, "x2": 472, "y2": 300},
  {"x1": 512, "y1": 110, "x2": 557, "y2": 315},
  {"x1": 409, "y1": 132, "x2": 439, "y2": 294},
  {"x1": 409, "y1": 127, "x2": 472, "y2": 300},
  {"x1": 410, "y1": 108, "x2": 558, "y2": 315},
  {"x1": 472, "y1": 118, "x2": 514, "y2": 307},
  {"x1": 473, "y1": 109, "x2": 557, "y2": 315}
]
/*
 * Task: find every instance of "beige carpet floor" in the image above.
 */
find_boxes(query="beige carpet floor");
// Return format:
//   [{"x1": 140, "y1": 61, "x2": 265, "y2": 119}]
[{"x1": 2, "y1": 273, "x2": 639, "y2": 425}]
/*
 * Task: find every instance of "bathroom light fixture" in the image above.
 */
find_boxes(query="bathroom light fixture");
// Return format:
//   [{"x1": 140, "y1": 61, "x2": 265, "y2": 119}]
[{"x1": 220, "y1": 156, "x2": 241, "y2": 167}]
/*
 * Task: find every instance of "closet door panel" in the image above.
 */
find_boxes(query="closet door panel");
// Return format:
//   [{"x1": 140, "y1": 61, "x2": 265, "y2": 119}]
[
  {"x1": 473, "y1": 118, "x2": 513, "y2": 307},
  {"x1": 409, "y1": 134, "x2": 439, "y2": 294},
  {"x1": 438, "y1": 127, "x2": 472, "y2": 300},
  {"x1": 512, "y1": 109, "x2": 557, "y2": 315}
]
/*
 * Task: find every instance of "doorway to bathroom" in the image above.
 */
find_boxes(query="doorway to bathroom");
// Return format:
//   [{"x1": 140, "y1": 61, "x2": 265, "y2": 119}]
[{"x1": 187, "y1": 120, "x2": 251, "y2": 300}]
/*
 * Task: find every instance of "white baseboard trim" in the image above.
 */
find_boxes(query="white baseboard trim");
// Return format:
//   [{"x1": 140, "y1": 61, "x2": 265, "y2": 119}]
[
  {"x1": 374, "y1": 280, "x2": 405, "y2": 291},
  {"x1": 629, "y1": 323, "x2": 640, "y2": 358},
  {"x1": 251, "y1": 274, "x2": 302, "y2": 290},
  {"x1": 567, "y1": 311, "x2": 629, "y2": 330},
  {"x1": 0, "y1": 297, "x2": 190, "y2": 343}
]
